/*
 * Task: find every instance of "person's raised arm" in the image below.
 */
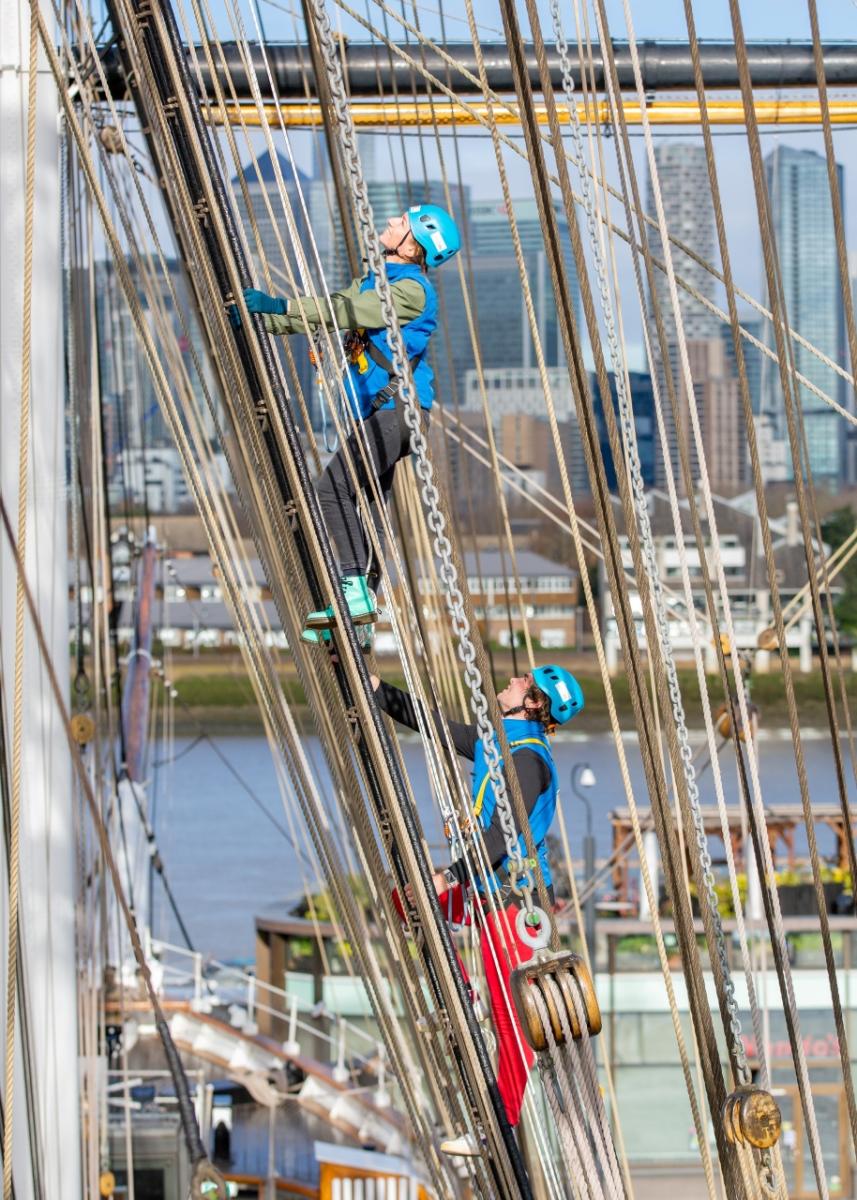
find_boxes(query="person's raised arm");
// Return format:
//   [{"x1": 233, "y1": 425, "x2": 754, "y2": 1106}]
[
  {"x1": 370, "y1": 675, "x2": 478, "y2": 759},
  {"x1": 242, "y1": 277, "x2": 426, "y2": 336}
]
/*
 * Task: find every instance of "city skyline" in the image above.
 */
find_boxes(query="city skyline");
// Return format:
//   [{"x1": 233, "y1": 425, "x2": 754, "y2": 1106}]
[{"x1": 98, "y1": 126, "x2": 857, "y2": 508}]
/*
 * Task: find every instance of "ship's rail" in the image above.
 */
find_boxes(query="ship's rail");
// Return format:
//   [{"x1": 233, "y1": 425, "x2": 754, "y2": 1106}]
[{"x1": 151, "y1": 937, "x2": 388, "y2": 1084}]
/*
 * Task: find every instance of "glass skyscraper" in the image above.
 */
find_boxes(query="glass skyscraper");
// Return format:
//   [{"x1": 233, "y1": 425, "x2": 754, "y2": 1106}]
[
  {"x1": 439, "y1": 197, "x2": 581, "y2": 405},
  {"x1": 762, "y1": 145, "x2": 845, "y2": 481}
]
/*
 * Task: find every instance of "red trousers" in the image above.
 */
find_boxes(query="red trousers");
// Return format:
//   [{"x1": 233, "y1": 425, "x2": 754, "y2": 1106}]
[{"x1": 394, "y1": 884, "x2": 535, "y2": 1126}]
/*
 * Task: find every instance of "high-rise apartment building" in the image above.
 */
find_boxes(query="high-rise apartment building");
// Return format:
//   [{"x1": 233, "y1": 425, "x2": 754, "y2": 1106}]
[
  {"x1": 721, "y1": 316, "x2": 764, "y2": 417},
  {"x1": 689, "y1": 339, "x2": 746, "y2": 493},
  {"x1": 762, "y1": 145, "x2": 845, "y2": 482},
  {"x1": 645, "y1": 143, "x2": 720, "y2": 487}
]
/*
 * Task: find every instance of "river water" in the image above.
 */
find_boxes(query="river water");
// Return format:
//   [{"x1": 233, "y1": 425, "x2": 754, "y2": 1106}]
[{"x1": 151, "y1": 727, "x2": 855, "y2": 962}]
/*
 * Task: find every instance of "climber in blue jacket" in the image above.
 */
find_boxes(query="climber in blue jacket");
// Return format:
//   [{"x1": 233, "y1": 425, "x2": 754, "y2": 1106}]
[
  {"x1": 373, "y1": 664, "x2": 585, "y2": 1152},
  {"x1": 240, "y1": 205, "x2": 461, "y2": 642}
]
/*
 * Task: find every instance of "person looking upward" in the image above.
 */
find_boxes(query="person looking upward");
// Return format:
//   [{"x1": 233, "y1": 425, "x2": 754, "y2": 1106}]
[{"x1": 240, "y1": 205, "x2": 461, "y2": 643}]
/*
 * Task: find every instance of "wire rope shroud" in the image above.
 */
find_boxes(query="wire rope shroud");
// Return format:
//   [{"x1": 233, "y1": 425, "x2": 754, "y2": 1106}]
[{"x1": 550, "y1": 0, "x2": 779, "y2": 1125}]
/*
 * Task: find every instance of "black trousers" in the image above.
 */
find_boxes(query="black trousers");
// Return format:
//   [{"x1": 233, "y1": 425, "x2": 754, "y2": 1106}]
[{"x1": 317, "y1": 402, "x2": 428, "y2": 579}]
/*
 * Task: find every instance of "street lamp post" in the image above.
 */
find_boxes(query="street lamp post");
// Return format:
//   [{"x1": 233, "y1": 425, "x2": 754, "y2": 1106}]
[{"x1": 571, "y1": 764, "x2": 597, "y2": 964}]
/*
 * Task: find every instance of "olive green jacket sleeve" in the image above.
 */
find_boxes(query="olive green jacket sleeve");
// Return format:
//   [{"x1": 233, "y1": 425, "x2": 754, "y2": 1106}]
[{"x1": 263, "y1": 274, "x2": 426, "y2": 335}]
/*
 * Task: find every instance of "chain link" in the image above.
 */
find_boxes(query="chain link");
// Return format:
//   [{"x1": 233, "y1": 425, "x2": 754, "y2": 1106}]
[
  {"x1": 758, "y1": 1147, "x2": 782, "y2": 1199},
  {"x1": 547, "y1": 0, "x2": 750, "y2": 1085},
  {"x1": 306, "y1": 0, "x2": 528, "y2": 887}
]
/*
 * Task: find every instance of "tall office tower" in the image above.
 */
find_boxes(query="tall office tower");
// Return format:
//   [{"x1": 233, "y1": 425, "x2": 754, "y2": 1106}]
[
  {"x1": 442, "y1": 197, "x2": 581, "y2": 408},
  {"x1": 645, "y1": 143, "x2": 720, "y2": 487},
  {"x1": 688, "y1": 339, "x2": 746, "y2": 493},
  {"x1": 720, "y1": 315, "x2": 764, "y2": 418},
  {"x1": 596, "y1": 371, "x2": 657, "y2": 491},
  {"x1": 762, "y1": 145, "x2": 845, "y2": 482}
]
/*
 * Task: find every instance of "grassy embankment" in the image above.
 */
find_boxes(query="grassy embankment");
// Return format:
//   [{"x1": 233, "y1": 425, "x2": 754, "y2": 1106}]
[{"x1": 157, "y1": 652, "x2": 857, "y2": 731}]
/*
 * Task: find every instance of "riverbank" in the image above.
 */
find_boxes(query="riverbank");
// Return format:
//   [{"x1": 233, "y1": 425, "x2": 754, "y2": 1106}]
[{"x1": 151, "y1": 654, "x2": 857, "y2": 732}]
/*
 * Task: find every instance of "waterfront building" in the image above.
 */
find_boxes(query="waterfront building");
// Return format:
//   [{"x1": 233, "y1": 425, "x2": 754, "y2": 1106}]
[
  {"x1": 762, "y1": 145, "x2": 845, "y2": 482},
  {"x1": 601, "y1": 492, "x2": 836, "y2": 674},
  {"x1": 75, "y1": 547, "x2": 578, "y2": 652},
  {"x1": 429, "y1": 547, "x2": 579, "y2": 651}
]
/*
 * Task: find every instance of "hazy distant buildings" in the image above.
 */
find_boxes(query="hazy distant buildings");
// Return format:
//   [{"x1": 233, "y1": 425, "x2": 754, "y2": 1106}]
[
  {"x1": 721, "y1": 316, "x2": 764, "y2": 417},
  {"x1": 687, "y1": 338, "x2": 746, "y2": 493},
  {"x1": 437, "y1": 199, "x2": 580, "y2": 407},
  {"x1": 762, "y1": 145, "x2": 845, "y2": 481},
  {"x1": 95, "y1": 258, "x2": 220, "y2": 469},
  {"x1": 596, "y1": 370, "x2": 657, "y2": 490}
]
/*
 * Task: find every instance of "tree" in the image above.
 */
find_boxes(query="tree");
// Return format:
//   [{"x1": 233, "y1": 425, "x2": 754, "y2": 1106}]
[{"x1": 822, "y1": 505, "x2": 857, "y2": 634}]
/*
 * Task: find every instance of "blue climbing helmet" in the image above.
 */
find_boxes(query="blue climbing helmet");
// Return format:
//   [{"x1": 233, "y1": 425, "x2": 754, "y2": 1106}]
[
  {"x1": 531, "y1": 665, "x2": 584, "y2": 728},
  {"x1": 407, "y1": 204, "x2": 461, "y2": 268}
]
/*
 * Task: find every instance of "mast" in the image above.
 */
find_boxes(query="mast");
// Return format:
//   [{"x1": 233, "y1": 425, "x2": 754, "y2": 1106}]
[{"x1": 0, "y1": 0, "x2": 81, "y2": 1194}]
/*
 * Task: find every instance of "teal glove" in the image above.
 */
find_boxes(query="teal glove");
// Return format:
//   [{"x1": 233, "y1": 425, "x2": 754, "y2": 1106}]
[{"x1": 243, "y1": 287, "x2": 288, "y2": 316}]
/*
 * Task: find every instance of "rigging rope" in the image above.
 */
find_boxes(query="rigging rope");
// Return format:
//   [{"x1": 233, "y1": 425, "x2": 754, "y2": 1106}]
[{"x1": 61, "y1": 0, "x2": 506, "y2": 1185}]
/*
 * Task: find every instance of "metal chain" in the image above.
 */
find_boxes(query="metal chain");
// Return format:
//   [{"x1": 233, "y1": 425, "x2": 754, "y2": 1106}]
[
  {"x1": 547, "y1": 0, "x2": 750, "y2": 1085},
  {"x1": 307, "y1": 0, "x2": 528, "y2": 891}
]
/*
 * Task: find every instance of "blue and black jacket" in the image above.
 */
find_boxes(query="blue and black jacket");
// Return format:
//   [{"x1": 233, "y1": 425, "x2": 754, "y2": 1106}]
[
  {"x1": 345, "y1": 264, "x2": 438, "y2": 420},
  {"x1": 375, "y1": 682, "x2": 558, "y2": 893}
]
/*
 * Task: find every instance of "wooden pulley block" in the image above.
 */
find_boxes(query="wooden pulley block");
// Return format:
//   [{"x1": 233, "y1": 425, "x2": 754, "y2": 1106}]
[
  {"x1": 70, "y1": 712, "x2": 96, "y2": 746},
  {"x1": 757, "y1": 627, "x2": 778, "y2": 652},
  {"x1": 722, "y1": 1086, "x2": 782, "y2": 1150},
  {"x1": 510, "y1": 951, "x2": 601, "y2": 1052},
  {"x1": 714, "y1": 701, "x2": 758, "y2": 744},
  {"x1": 99, "y1": 1169, "x2": 116, "y2": 1197}
]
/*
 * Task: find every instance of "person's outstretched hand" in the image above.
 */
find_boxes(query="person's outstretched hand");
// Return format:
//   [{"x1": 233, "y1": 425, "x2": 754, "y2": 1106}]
[{"x1": 243, "y1": 287, "x2": 288, "y2": 317}]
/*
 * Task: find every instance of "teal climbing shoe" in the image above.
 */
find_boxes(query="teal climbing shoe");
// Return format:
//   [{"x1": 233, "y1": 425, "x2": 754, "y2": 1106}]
[
  {"x1": 300, "y1": 626, "x2": 332, "y2": 646},
  {"x1": 304, "y1": 575, "x2": 377, "y2": 632}
]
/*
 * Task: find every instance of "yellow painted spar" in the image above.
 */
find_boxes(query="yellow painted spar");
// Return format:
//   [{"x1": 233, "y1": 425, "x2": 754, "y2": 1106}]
[{"x1": 206, "y1": 98, "x2": 857, "y2": 128}]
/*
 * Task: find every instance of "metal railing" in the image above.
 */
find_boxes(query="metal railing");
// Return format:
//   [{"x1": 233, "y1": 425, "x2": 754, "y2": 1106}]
[{"x1": 150, "y1": 937, "x2": 390, "y2": 1086}]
